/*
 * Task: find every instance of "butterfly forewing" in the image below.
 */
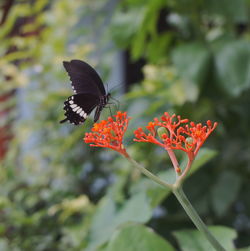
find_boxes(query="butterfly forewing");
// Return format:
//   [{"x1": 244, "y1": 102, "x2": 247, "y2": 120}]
[{"x1": 63, "y1": 60, "x2": 106, "y2": 95}]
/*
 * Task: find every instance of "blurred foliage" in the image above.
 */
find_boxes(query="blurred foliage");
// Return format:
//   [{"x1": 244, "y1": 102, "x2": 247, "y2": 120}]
[{"x1": 1, "y1": 0, "x2": 250, "y2": 250}]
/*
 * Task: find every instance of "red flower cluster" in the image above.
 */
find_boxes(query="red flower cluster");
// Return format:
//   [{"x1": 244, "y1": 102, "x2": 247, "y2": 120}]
[
  {"x1": 134, "y1": 112, "x2": 217, "y2": 161},
  {"x1": 84, "y1": 111, "x2": 130, "y2": 156},
  {"x1": 84, "y1": 111, "x2": 218, "y2": 184},
  {"x1": 84, "y1": 111, "x2": 217, "y2": 173}
]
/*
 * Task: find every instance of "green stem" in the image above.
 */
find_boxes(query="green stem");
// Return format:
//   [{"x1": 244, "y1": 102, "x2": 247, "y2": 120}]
[
  {"x1": 173, "y1": 187, "x2": 226, "y2": 251},
  {"x1": 124, "y1": 153, "x2": 173, "y2": 189}
]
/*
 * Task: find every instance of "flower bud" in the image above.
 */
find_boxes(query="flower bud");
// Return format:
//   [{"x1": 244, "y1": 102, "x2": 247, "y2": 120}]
[
  {"x1": 110, "y1": 129, "x2": 117, "y2": 137},
  {"x1": 185, "y1": 137, "x2": 193, "y2": 145},
  {"x1": 176, "y1": 167, "x2": 181, "y2": 173},
  {"x1": 157, "y1": 127, "x2": 169, "y2": 139}
]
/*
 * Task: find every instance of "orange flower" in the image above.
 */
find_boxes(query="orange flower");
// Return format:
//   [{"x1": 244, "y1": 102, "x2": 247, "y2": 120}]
[
  {"x1": 134, "y1": 112, "x2": 217, "y2": 161},
  {"x1": 84, "y1": 111, "x2": 130, "y2": 156}
]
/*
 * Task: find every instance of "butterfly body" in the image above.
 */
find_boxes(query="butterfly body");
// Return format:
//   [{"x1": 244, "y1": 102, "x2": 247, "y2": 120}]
[{"x1": 60, "y1": 60, "x2": 110, "y2": 125}]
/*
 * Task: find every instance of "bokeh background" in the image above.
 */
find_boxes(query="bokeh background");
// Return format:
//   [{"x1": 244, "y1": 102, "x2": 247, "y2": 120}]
[{"x1": 1, "y1": 0, "x2": 250, "y2": 250}]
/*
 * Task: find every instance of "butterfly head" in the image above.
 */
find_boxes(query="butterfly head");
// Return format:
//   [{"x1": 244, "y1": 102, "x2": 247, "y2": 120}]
[{"x1": 106, "y1": 92, "x2": 111, "y2": 102}]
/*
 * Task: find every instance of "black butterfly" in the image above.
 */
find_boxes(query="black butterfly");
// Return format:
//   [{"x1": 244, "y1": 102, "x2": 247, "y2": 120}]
[{"x1": 60, "y1": 60, "x2": 110, "y2": 125}]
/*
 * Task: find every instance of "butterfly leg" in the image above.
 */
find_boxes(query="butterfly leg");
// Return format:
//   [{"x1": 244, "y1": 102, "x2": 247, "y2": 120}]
[
  {"x1": 109, "y1": 96, "x2": 120, "y2": 111},
  {"x1": 60, "y1": 118, "x2": 68, "y2": 123},
  {"x1": 94, "y1": 105, "x2": 102, "y2": 122},
  {"x1": 108, "y1": 105, "x2": 113, "y2": 117}
]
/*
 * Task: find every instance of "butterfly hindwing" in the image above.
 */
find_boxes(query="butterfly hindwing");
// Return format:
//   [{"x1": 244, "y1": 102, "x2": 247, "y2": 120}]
[
  {"x1": 63, "y1": 60, "x2": 106, "y2": 95},
  {"x1": 60, "y1": 93, "x2": 100, "y2": 125}
]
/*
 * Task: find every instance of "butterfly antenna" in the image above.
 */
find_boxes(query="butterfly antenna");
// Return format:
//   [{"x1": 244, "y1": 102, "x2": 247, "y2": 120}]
[
  {"x1": 108, "y1": 83, "x2": 125, "y2": 94},
  {"x1": 106, "y1": 82, "x2": 109, "y2": 93},
  {"x1": 109, "y1": 96, "x2": 120, "y2": 111}
]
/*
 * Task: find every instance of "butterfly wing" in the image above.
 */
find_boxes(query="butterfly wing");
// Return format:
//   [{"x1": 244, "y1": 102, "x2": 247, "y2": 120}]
[
  {"x1": 63, "y1": 60, "x2": 106, "y2": 95},
  {"x1": 60, "y1": 93, "x2": 100, "y2": 125}
]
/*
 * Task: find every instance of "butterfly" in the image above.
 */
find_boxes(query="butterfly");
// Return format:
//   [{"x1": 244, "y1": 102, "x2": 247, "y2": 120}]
[{"x1": 60, "y1": 60, "x2": 110, "y2": 125}]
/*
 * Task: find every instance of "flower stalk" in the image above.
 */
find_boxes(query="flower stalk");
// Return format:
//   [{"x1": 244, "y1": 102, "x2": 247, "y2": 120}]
[
  {"x1": 124, "y1": 152, "x2": 173, "y2": 190},
  {"x1": 173, "y1": 187, "x2": 226, "y2": 251}
]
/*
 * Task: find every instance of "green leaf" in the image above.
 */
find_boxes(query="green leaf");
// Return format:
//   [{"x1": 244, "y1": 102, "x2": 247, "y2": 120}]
[
  {"x1": 113, "y1": 193, "x2": 152, "y2": 225},
  {"x1": 87, "y1": 193, "x2": 152, "y2": 251},
  {"x1": 105, "y1": 223, "x2": 175, "y2": 251},
  {"x1": 211, "y1": 171, "x2": 241, "y2": 217},
  {"x1": 110, "y1": 9, "x2": 146, "y2": 48},
  {"x1": 131, "y1": 174, "x2": 172, "y2": 208},
  {"x1": 236, "y1": 247, "x2": 250, "y2": 251},
  {"x1": 188, "y1": 148, "x2": 217, "y2": 175},
  {"x1": 146, "y1": 33, "x2": 172, "y2": 62},
  {"x1": 172, "y1": 42, "x2": 211, "y2": 87},
  {"x1": 204, "y1": 0, "x2": 248, "y2": 22},
  {"x1": 180, "y1": 147, "x2": 217, "y2": 175},
  {"x1": 214, "y1": 40, "x2": 250, "y2": 97},
  {"x1": 174, "y1": 226, "x2": 237, "y2": 251},
  {"x1": 90, "y1": 197, "x2": 116, "y2": 232},
  {"x1": 88, "y1": 197, "x2": 117, "y2": 249}
]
